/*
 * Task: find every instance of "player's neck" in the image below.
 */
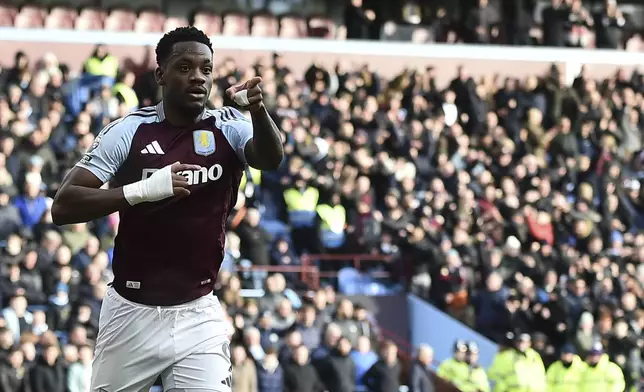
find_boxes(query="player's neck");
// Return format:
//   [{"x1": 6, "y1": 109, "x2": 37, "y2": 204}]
[{"x1": 162, "y1": 102, "x2": 204, "y2": 127}]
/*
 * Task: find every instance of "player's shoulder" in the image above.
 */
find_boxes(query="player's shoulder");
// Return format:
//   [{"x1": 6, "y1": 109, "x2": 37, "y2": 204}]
[
  {"x1": 204, "y1": 106, "x2": 250, "y2": 127},
  {"x1": 99, "y1": 105, "x2": 162, "y2": 138}
]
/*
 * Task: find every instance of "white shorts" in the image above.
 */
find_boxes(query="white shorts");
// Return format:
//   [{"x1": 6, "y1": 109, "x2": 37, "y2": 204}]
[{"x1": 91, "y1": 287, "x2": 232, "y2": 392}]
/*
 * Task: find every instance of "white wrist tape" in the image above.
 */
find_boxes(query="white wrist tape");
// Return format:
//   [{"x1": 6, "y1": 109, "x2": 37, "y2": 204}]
[
  {"x1": 233, "y1": 90, "x2": 250, "y2": 106},
  {"x1": 123, "y1": 164, "x2": 174, "y2": 206}
]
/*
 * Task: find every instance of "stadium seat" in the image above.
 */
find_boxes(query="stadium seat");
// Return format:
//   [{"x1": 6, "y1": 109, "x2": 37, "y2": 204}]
[
  {"x1": 104, "y1": 15, "x2": 134, "y2": 31},
  {"x1": 221, "y1": 13, "x2": 249, "y2": 37},
  {"x1": 45, "y1": 7, "x2": 76, "y2": 30},
  {"x1": 0, "y1": 4, "x2": 17, "y2": 26},
  {"x1": 192, "y1": 12, "x2": 221, "y2": 36},
  {"x1": 75, "y1": 8, "x2": 104, "y2": 30},
  {"x1": 251, "y1": 14, "x2": 278, "y2": 37},
  {"x1": 20, "y1": 5, "x2": 46, "y2": 19},
  {"x1": 163, "y1": 16, "x2": 188, "y2": 32},
  {"x1": 14, "y1": 11, "x2": 44, "y2": 28},
  {"x1": 279, "y1": 16, "x2": 307, "y2": 38}
]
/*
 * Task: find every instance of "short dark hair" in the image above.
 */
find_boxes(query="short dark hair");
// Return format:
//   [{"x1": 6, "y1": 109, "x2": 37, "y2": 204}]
[{"x1": 155, "y1": 26, "x2": 213, "y2": 66}]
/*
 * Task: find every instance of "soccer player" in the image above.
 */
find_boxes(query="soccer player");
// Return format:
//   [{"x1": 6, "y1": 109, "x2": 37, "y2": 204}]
[{"x1": 51, "y1": 27, "x2": 284, "y2": 391}]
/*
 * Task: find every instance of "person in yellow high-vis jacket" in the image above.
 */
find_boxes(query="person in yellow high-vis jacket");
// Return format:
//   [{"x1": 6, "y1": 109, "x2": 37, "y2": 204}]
[
  {"x1": 113, "y1": 71, "x2": 139, "y2": 112},
  {"x1": 580, "y1": 342, "x2": 625, "y2": 392},
  {"x1": 283, "y1": 177, "x2": 319, "y2": 254},
  {"x1": 546, "y1": 344, "x2": 586, "y2": 392},
  {"x1": 239, "y1": 167, "x2": 262, "y2": 198},
  {"x1": 84, "y1": 44, "x2": 119, "y2": 78},
  {"x1": 489, "y1": 333, "x2": 546, "y2": 392},
  {"x1": 461, "y1": 341, "x2": 490, "y2": 392},
  {"x1": 437, "y1": 340, "x2": 471, "y2": 391},
  {"x1": 316, "y1": 193, "x2": 346, "y2": 250}
]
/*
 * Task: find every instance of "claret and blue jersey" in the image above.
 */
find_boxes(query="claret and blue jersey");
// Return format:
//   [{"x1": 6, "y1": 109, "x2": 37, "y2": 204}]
[{"x1": 77, "y1": 102, "x2": 253, "y2": 306}]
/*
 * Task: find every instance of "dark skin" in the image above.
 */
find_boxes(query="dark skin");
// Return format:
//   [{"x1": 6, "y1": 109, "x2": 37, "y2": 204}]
[{"x1": 52, "y1": 41, "x2": 284, "y2": 226}]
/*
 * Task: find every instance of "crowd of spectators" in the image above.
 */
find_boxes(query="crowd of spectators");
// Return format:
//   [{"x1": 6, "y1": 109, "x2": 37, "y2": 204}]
[
  {"x1": 351, "y1": 0, "x2": 642, "y2": 50},
  {"x1": 2, "y1": 22, "x2": 644, "y2": 391}
]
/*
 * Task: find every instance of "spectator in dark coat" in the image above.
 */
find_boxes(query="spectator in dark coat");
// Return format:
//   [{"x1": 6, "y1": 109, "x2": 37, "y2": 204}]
[
  {"x1": 256, "y1": 348, "x2": 283, "y2": 392},
  {"x1": 410, "y1": 344, "x2": 435, "y2": 392},
  {"x1": 474, "y1": 272, "x2": 509, "y2": 340},
  {"x1": 0, "y1": 346, "x2": 31, "y2": 392},
  {"x1": 29, "y1": 345, "x2": 64, "y2": 392},
  {"x1": 284, "y1": 345, "x2": 324, "y2": 392},
  {"x1": 362, "y1": 340, "x2": 401, "y2": 392},
  {"x1": 316, "y1": 337, "x2": 355, "y2": 392}
]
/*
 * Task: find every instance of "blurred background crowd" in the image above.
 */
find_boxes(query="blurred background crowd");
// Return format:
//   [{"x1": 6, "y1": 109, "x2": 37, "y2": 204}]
[
  {"x1": 2, "y1": 0, "x2": 644, "y2": 391},
  {"x1": 1, "y1": 0, "x2": 644, "y2": 50}
]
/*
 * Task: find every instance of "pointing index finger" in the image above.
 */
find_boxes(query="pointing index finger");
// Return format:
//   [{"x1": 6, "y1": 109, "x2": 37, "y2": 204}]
[{"x1": 245, "y1": 76, "x2": 263, "y2": 89}]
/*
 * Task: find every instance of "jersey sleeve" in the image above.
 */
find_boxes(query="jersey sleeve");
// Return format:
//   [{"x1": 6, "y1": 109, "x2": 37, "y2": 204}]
[
  {"x1": 76, "y1": 119, "x2": 136, "y2": 183},
  {"x1": 219, "y1": 107, "x2": 254, "y2": 164}
]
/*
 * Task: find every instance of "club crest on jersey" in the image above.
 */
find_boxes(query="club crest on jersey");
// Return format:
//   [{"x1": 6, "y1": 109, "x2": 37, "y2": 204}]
[{"x1": 193, "y1": 130, "x2": 216, "y2": 157}]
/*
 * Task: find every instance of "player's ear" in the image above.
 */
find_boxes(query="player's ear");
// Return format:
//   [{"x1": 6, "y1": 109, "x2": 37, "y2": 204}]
[{"x1": 155, "y1": 66, "x2": 165, "y2": 86}]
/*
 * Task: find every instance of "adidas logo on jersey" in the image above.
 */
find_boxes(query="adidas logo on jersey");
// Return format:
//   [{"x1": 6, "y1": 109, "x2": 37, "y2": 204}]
[
  {"x1": 141, "y1": 164, "x2": 224, "y2": 185},
  {"x1": 140, "y1": 141, "x2": 165, "y2": 155}
]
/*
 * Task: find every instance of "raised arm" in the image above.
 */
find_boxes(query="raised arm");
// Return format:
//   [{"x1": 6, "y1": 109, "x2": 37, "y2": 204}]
[
  {"x1": 225, "y1": 77, "x2": 284, "y2": 170},
  {"x1": 52, "y1": 117, "x2": 197, "y2": 225}
]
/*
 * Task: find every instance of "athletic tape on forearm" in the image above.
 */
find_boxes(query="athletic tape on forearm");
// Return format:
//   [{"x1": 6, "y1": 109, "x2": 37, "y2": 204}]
[{"x1": 123, "y1": 165, "x2": 174, "y2": 205}]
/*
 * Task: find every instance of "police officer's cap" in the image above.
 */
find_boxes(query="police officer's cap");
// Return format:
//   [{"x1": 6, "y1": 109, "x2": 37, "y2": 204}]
[
  {"x1": 561, "y1": 344, "x2": 576, "y2": 354},
  {"x1": 467, "y1": 341, "x2": 479, "y2": 354},
  {"x1": 454, "y1": 340, "x2": 468, "y2": 352}
]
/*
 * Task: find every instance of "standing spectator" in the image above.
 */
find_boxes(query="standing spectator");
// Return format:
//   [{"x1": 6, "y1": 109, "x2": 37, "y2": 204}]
[
  {"x1": 231, "y1": 345, "x2": 257, "y2": 392},
  {"x1": 316, "y1": 337, "x2": 355, "y2": 392},
  {"x1": 67, "y1": 344, "x2": 92, "y2": 392},
  {"x1": 351, "y1": 336, "x2": 379, "y2": 390},
  {"x1": 12, "y1": 173, "x2": 47, "y2": 232},
  {"x1": 594, "y1": 0, "x2": 626, "y2": 49},
  {"x1": 410, "y1": 344, "x2": 435, "y2": 392},
  {"x1": 0, "y1": 187, "x2": 21, "y2": 241},
  {"x1": 284, "y1": 345, "x2": 324, "y2": 392},
  {"x1": 344, "y1": 0, "x2": 376, "y2": 40},
  {"x1": 541, "y1": 0, "x2": 569, "y2": 47},
  {"x1": 30, "y1": 344, "x2": 65, "y2": 392},
  {"x1": 311, "y1": 323, "x2": 342, "y2": 360},
  {"x1": 362, "y1": 340, "x2": 401, "y2": 392},
  {"x1": 295, "y1": 305, "x2": 321, "y2": 350},
  {"x1": 465, "y1": 0, "x2": 498, "y2": 44},
  {"x1": 256, "y1": 347, "x2": 283, "y2": 392},
  {"x1": 334, "y1": 299, "x2": 359, "y2": 346},
  {"x1": 2, "y1": 295, "x2": 32, "y2": 342},
  {"x1": 0, "y1": 346, "x2": 31, "y2": 392}
]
